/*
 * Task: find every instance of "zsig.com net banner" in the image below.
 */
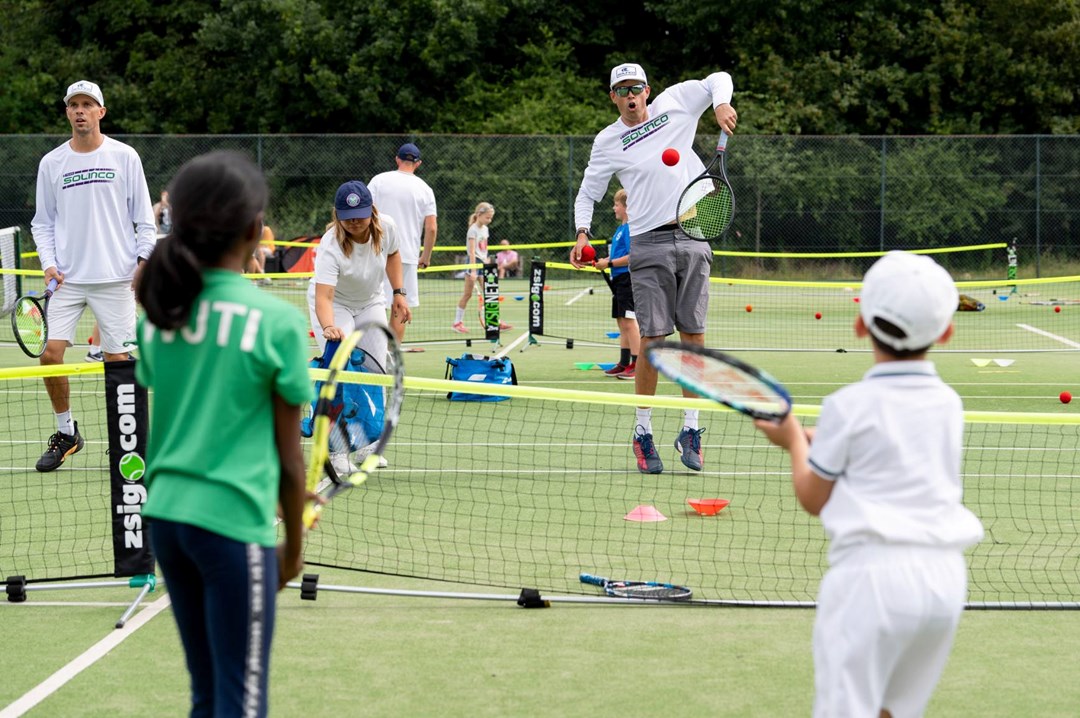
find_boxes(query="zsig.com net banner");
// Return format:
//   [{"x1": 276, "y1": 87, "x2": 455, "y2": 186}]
[{"x1": 105, "y1": 360, "x2": 155, "y2": 576}]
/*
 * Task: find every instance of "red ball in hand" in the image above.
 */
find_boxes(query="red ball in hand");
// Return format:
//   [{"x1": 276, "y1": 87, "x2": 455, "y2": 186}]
[{"x1": 579, "y1": 245, "x2": 596, "y2": 263}]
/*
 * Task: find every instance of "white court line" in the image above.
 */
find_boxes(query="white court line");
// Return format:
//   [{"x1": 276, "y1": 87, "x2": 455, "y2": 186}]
[
  {"x1": 0, "y1": 594, "x2": 171, "y2": 718},
  {"x1": 1016, "y1": 323, "x2": 1080, "y2": 349},
  {"x1": 564, "y1": 288, "x2": 594, "y2": 306},
  {"x1": 0, "y1": 602, "x2": 133, "y2": 608},
  {"x1": 494, "y1": 331, "x2": 529, "y2": 358}
]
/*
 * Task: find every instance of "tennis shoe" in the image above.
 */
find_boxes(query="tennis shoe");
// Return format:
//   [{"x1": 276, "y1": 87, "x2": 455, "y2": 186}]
[
  {"x1": 633, "y1": 425, "x2": 663, "y2": 474},
  {"x1": 675, "y1": 427, "x2": 705, "y2": 471},
  {"x1": 36, "y1": 422, "x2": 84, "y2": 472},
  {"x1": 616, "y1": 362, "x2": 636, "y2": 380},
  {"x1": 451, "y1": 322, "x2": 469, "y2": 334},
  {"x1": 329, "y1": 452, "x2": 358, "y2": 478},
  {"x1": 85, "y1": 349, "x2": 103, "y2": 362},
  {"x1": 603, "y1": 363, "x2": 627, "y2": 376}
]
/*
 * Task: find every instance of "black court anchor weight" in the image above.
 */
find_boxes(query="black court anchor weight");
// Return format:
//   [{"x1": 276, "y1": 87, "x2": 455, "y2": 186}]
[
  {"x1": 6, "y1": 575, "x2": 27, "y2": 602},
  {"x1": 300, "y1": 573, "x2": 320, "y2": 601}
]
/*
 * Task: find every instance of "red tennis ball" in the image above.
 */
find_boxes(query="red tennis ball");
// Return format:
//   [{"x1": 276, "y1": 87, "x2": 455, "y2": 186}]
[
  {"x1": 1055, "y1": 306, "x2": 1062, "y2": 313},
  {"x1": 854, "y1": 297, "x2": 860, "y2": 303},
  {"x1": 745, "y1": 304, "x2": 753, "y2": 313},
  {"x1": 662, "y1": 148, "x2": 680, "y2": 166},
  {"x1": 815, "y1": 312, "x2": 822, "y2": 320},
  {"x1": 579, "y1": 245, "x2": 596, "y2": 263},
  {"x1": 1061, "y1": 391, "x2": 1072, "y2": 404}
]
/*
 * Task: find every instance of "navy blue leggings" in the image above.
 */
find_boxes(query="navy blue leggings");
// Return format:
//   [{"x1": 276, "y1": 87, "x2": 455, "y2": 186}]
[{"x1": 151, "y1": 519, "x2": 278, "y2": 718}]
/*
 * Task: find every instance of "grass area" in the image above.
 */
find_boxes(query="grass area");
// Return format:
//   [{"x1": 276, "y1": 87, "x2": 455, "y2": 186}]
[{"x1": 2, "y1": 272, "x2": 1079, "y2": 716}]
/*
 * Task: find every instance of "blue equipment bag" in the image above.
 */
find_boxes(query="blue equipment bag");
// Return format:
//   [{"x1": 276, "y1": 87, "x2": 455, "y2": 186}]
[
  {"x1": 445, "y1": 354, "x2": 517, "y2": 402},
  {"x1": 301, "y1": 340, "x2": 385, "y2": 446}
]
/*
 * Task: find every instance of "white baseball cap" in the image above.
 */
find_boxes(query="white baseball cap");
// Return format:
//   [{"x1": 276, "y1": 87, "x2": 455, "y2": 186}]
[
  {"x1": 609, "y1": 63, "x2": 648, "y2": 89},
  {"x1": 859, "y1": 251, "x2": 958, "y2": 351},
  {"x1": 64, "y1": 80, "x2": 104, "y2": 106}
]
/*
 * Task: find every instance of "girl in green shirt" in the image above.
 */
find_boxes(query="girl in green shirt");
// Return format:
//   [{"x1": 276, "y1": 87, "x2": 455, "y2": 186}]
[{"x1": 135, "y1": 151, "x2": 312, "y2": 718}]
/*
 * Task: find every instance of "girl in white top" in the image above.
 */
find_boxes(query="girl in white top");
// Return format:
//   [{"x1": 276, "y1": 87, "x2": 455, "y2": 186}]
[
  {"x1": 308, "y1": 180, "x2": 410, "y2": 356},
  {"x1": 452, "y1": 202, "x2": 509, "y2": 332}
]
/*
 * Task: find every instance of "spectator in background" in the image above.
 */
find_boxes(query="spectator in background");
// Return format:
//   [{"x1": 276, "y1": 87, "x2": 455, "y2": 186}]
[
  {"x1": 367, "y1": 143, "x2": 438, "y2": 344},
  {"x1": 246, "y1": 224, "x2": 277, "y2": 284},
  {"x1": 152, "y1": 189, "x2": 172, "y2": 235},
  {"x1": 495, "y1": 239, "x2": 520, "y2": 279}
]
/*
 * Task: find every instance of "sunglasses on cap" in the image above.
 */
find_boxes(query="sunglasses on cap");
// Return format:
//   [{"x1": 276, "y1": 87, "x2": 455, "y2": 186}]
[{"x1": 612, "y1": 83, "x2": 647, "y2": 98}]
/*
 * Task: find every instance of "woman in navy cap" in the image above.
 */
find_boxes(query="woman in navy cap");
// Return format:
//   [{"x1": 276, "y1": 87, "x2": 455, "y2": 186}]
[{"x1": 308, "y1": 180, "x2": 410, "y2": 356}]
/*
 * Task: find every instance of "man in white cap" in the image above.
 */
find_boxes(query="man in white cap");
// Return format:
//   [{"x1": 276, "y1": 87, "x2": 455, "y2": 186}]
[
  {"x1": 30, "y1": 80, "x2": 156, "y2": 472},
  {"x1": 570, "y1": 62, "x2": 737, "y2": 475},
  {"x1": 367, "y1": 142, "x2": 438, "y2": 345},
  {"x1": 754, "y1": 251, "x2": 984, "y2": 718}
]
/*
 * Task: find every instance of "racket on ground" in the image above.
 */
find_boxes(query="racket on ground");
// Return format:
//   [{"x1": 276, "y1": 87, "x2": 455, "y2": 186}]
[
  {"x1": 580, "y1": 573, "x2": 692, "y2": 601},
  {"x1": 646, "y1": 341, "x2": 792, "y2": 421},
  {"x1": 676, "y1": 131, "x2": 734, "y2": 241},
  {"x1": 303, "y1": 321, "x2": 404, "y2": 528},
  {"x1": 11, "y1": 278, "x2": 58, "y2": 358}
]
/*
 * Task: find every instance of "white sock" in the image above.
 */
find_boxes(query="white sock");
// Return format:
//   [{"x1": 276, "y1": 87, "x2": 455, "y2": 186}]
[
  {"x1": 56, "y1": 411, "x2": 75, "y2": 436},
  {"x1": 683, "y1": 410, "x2": 699, "y2": 431},
  {"x1": 455, "y1": 307, "x2": 465, "y2": 323},
  {"x1": 635, "y1": 408, "x2": 652, "y2": 436}
]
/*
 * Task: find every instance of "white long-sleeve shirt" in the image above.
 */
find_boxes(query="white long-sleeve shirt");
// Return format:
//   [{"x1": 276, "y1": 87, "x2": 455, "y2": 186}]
[
  {"x1": 574, "y1": 72, "x2": 734, "y2": 235},
  {"x1": 31, "y1": 136, "x2": 157, "y2": 283}
]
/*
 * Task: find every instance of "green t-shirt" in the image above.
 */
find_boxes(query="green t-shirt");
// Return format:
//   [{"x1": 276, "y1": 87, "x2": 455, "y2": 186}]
[{"x1": 136, "y1": 270, "x2": 312, "y2": 546}]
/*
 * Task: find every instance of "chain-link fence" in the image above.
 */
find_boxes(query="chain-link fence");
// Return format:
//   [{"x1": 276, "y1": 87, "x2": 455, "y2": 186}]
[{"x1": 1, "y1": 134, "x2": 1077, "y2": 276}]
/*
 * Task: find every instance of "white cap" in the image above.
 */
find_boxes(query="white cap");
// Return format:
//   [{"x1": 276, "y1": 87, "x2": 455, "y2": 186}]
[
  {"x1": 609, "y1": 63, "x2": 648, "y2": 89},
  {"x1": 860, "y1": 251, "x2": 958, "y2": 351},
  {"x1": 64, "y1": 80, "x2": 104, "y2": 106}
]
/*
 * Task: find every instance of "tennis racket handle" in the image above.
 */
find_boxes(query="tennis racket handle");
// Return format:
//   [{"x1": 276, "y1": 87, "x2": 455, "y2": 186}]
[
  {"x1": 579, "y1": 573, "x2": 606, "y2": 586},
  {"x1": 717, "y1": 131, "x2": 729, "y2": 153},
  {"x1": 302, "y1": 501, "x2": 324, "y2": 529},
  {"x1": 45, "y1": 278, "x2": 58, "y2": 296}
]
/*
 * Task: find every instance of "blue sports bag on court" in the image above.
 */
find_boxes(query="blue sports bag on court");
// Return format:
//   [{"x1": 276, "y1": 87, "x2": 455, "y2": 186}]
[
  {"x1": 445, "y1": 354, "x2": 517, "y2": 402},
  {"x1": 301, "y1": 341, "x2": 385, "y2": 446}
]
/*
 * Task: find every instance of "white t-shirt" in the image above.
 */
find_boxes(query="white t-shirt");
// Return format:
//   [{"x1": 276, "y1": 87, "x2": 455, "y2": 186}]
[
  {"x1": 809, "y1": 361, "x2": 985, "y2": 565},
  {"x1": 574, "y1": 73, "x2": 733, "y2": 235},
  {"x1": 467, "y1": 224, "x2": 489, "y2": 264},
  {"x1": 312, "y1": 215, "x2": 401, "y2": 310},
  {"x1": 366, "y1": 170, "x2": 437, "y2": 264},
  {"x1": 31, "y1": 136, "x2": 157, "y2": 283}
]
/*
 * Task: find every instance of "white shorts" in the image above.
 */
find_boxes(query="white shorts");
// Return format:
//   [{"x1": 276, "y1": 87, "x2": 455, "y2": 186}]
[
  {"x1": 47, "y1": 281, "x2": 136, "y2": 354},
  {"x1": 307, "y1": 292, "x2": 390, "y2": 366},
  {"x1": 813, "y1": 545, "x2": 968, "y2": 718},
  {"x1": 383, "y1": 263, "x2": 420, "y2": 308}
]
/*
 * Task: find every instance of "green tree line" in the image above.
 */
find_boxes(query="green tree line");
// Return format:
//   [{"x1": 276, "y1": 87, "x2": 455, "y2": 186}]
[{"x1": 1, "y1": 0, "x2": 1077, "y2": 135}]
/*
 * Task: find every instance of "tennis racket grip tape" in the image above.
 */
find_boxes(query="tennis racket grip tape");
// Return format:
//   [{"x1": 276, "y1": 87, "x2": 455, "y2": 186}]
[
  {"x1": 45, "y1": 278, "x2": 58, "y2": 295},
  {"x1": 579, "y1": 573, "x2": 606, "y2": 587},
  {"x1": 717, "y1": 131, "x2": 729, "y2": 152}
]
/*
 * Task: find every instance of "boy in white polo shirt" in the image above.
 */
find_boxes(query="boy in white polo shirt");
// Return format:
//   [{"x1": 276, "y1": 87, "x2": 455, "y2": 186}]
[{"x1": 755, "y1": 251, "x2": 984, "y2": 718}]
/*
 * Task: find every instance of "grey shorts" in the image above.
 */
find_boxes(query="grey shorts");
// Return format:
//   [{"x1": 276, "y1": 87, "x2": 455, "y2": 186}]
[{"x1": 629, "y1": 227, "x2": 712, "y2": 337}]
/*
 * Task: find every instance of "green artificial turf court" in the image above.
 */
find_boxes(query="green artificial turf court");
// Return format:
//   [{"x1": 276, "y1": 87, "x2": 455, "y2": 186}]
[{"x1": 2, "y1": 267, "x2": 1079, "y2": 716}]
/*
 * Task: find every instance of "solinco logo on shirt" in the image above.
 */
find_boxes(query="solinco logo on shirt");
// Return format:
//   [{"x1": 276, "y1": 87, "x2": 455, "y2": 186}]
[
  {"x1": 621, "y1": 113, "x2": 670, "y2": 150},
  {"x1": 62, "y1": 167, "x2": 118, "y2": 189},
  {"x1": 115, "y1": 382, "x2": 147, "y2": 549}
]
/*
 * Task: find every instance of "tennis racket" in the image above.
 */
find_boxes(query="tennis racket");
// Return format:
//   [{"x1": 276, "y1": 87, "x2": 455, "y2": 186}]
[
  {"x1": 580, "y1": 573, "x2": 692, "y2": 601},
  {"x1": 676, "y1": 131, "x2": 734, "y2": 242},
  {"x1": 303, "y1": 321, "x2": 404, "y2": 528},
  {"x1": 646, "y1": 341, "x2": 792, "y2": 421},
  {"x1": 11, "y1": 278, "x2": 58, "y2": 358}
]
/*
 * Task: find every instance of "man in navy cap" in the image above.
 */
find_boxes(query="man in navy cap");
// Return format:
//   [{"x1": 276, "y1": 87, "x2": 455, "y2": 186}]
[{"x1": 367, "y1": 142, "x2": 438, "y2": 344}]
